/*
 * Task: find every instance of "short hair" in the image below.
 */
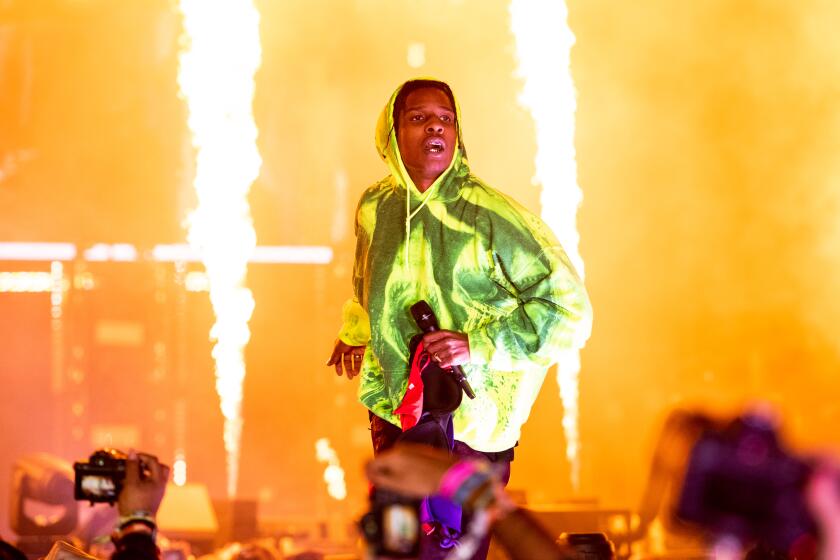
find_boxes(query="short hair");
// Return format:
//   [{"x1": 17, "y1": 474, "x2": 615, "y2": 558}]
[{"x1": 393, "y1": 80, "x2": 457, "y2": 133}]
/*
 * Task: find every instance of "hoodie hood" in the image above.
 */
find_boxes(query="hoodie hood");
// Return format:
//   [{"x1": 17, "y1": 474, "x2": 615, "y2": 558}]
[
  {"x1": 374, "y1": 78, "x2": 470, "y2": 264},
  {"x1": 374, "y1": 78, "x2": 468, "y2": 197}
]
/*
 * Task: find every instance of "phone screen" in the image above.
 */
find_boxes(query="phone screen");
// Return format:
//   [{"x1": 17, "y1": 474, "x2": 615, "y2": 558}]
[
  {"x1": 80, "y1": 475, "x2": 117, "y2": 499},
  {"x1": 381, "y1": 503, "x2": 419, "y2": 555}
]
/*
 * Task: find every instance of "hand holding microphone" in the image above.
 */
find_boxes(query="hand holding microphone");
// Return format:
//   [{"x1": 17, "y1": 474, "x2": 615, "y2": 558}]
[
  {"x1": 410, "y1": 301, "x2": 476, "y2": 399},
  {"x1": 422, "y1": 330, "x2": 470, "y2": 368}
]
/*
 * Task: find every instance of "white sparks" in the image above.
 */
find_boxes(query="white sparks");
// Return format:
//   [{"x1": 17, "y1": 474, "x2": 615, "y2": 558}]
[
  {"x1": 173, "y1": 452, "x2": 188, "y2": 487},
  {"x1": 315, "y1": 438, "x2": 347, "y2": 501},
  {"x1": 510, "y1": 0, "x2": 589, "y2": 490},
  {"x1": 177, "y1": 0, "x2": 262, "y2": 498}
]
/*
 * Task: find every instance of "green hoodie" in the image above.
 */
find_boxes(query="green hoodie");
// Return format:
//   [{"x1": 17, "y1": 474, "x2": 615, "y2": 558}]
[{"x1": 338, "y1": 79, "x2": 592, "y2": 452}]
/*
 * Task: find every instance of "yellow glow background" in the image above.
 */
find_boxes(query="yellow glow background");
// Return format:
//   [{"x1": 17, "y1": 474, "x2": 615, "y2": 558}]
[{"x1": 1, "y1": 0, "x2": 840, "y2": 535}]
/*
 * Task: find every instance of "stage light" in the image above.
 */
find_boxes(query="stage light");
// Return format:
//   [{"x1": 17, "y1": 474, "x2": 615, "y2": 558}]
[
  {"x1": 83, "y1": 243, "x2": 138, "y2": 262},
  {"x1": 406, "y1": 42, "x2": 426, "y2": 68},
  {"x1": 72, "y1": 271, "x2": 95, "y2": 291},
  {"x1": 0, "y1": 242, "x2": 331, "y2": 266},
  {"x1": 9, "y1": 454, "x2": 77, "y2": 538},
  {"x1": 251, "y1": 245, "x2": 333, "y2": 264},
  {"x1": 151, "y1": 244, "x2": 201, "y2": 262},
  {"x1": 152, "y1": 243, "x2": 333, "y2": 264},
  {"x1": 49, "y1": 262, "x2": 63, "y2": 312},
  {"x1": 0, "y1": 243, "x2": 76, "y2": 261},
  {"x1": 156, "y1": 483, "x2": 219, "y2": 540},
  {"x1": 0, "y1": 272, "x2": 53, "y2": 293}
]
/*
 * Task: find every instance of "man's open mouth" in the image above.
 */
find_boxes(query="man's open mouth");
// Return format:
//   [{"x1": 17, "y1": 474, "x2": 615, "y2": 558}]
[{"x1": 423, "y1": 137, "x2": 446, "y2": 154}]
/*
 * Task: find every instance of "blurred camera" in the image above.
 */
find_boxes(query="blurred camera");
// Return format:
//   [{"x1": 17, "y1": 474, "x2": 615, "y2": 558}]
[
  {"x1": 662, "y1": 412, "x2": 819, "y2": 555},
  {"x1": 557, "y1": 533, "x2": 615, "y2": 560},
  {"x1": 73, "y1": 449, "x2": 141, "y2": 504},
  {"x1": 359, "y1": 488, "x2": 421, "y2": 558}
]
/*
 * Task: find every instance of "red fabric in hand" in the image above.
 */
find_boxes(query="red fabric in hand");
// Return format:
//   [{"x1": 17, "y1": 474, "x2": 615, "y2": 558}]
[{"x1": 394, "y1": 340, "x2": 430, "y2": 431}]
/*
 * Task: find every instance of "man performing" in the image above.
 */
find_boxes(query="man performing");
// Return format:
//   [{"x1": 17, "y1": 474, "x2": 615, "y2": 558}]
[{"x1": 328, "y1": 78, "x2": 592, "y2": 558}]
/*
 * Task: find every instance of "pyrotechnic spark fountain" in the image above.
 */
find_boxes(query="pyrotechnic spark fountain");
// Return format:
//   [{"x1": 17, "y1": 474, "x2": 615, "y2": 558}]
[
  {"x1": 173, "y1": 452, "x2": 187, "y2": 487},
  {"x1": 177, "y1": 0, "x2": 262, "y2": 498},
  {"x1": 509, "y1": 0, "x2": 591, "y2": 490},
  {"x1": 315, "y1": 438, "x2": 347, "y2": 501}
]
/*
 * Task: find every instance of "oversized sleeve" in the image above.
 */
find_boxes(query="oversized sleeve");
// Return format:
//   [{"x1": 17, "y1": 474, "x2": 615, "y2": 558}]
[
  {"x1": 336, "y1": 187, "x2": 377, "y2": 346},
  {"x1": 466, "y1": 202, "x2": 592, "y2": 371},
  {"x1": 338, "y1": 298, "x2": 370, "y2": 346}
]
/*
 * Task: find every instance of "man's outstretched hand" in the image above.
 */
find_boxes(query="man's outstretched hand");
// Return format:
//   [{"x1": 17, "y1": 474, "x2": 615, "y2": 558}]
[{"x1": 327, "y1": 339, "x2": 366, "y2": 379}]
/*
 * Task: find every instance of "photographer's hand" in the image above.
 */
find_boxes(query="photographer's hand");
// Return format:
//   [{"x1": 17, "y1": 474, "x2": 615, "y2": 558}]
[
  {"x1": 112, "y1": 451, "x2": 169, "y2": 557},
  {"x1": 118, "y1": 451, "x2": 169, "y2": 518},
  {"x1": 806, "y1": 461, "x2": 840, "y2": 560},
  {"x1": 366, "y1": 444, "x2": 564, "y2": 560},
  {"x1": 365, "y1": 443, "x2": 457, "y2": 497}
]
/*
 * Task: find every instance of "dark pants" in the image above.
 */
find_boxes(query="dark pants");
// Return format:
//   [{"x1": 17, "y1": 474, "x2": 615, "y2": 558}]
[{"x1": 370, "y1": 414, "x2": 513, "y2": 560}]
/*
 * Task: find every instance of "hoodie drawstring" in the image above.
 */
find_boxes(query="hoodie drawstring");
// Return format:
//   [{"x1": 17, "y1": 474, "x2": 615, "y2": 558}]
[{"x1": 405, "y1": 186, "x2": 435, "y2": 268}]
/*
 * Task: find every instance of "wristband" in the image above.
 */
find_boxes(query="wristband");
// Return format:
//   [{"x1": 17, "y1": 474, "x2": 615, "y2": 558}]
[
  {"x1": 453, "y1": 472, "x2": 493, "y2": 506},
  {"x1": 111, "y1": 530, "x2": 160, "y2": 557},
  {"x1": 439, "y1": 460, "x2": 492, "y2": 500},
  {"x1": 438, "y1": 460, "x2": 481, "y2": 500},
  {"x1": 438, "y1": 459, "x2": 499, "y2": 511},
  {"x1": 115, "y1": 511, "x2": 157, "y2": 541}
]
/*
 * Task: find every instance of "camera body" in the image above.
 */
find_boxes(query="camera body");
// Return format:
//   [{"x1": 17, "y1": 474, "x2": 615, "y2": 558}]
[
  {"x1": 674, "y1": 414, "x2": 816, "y2": 554},
  {"x1": 557, "y1": 533, "x2": 615, "y2": 559},
  {"x1": 360, "y1": 488, "x2": 421, "y2": 558},
  {"x1": 73, "y1": 449, "x2": 130, "y2": 503}
]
